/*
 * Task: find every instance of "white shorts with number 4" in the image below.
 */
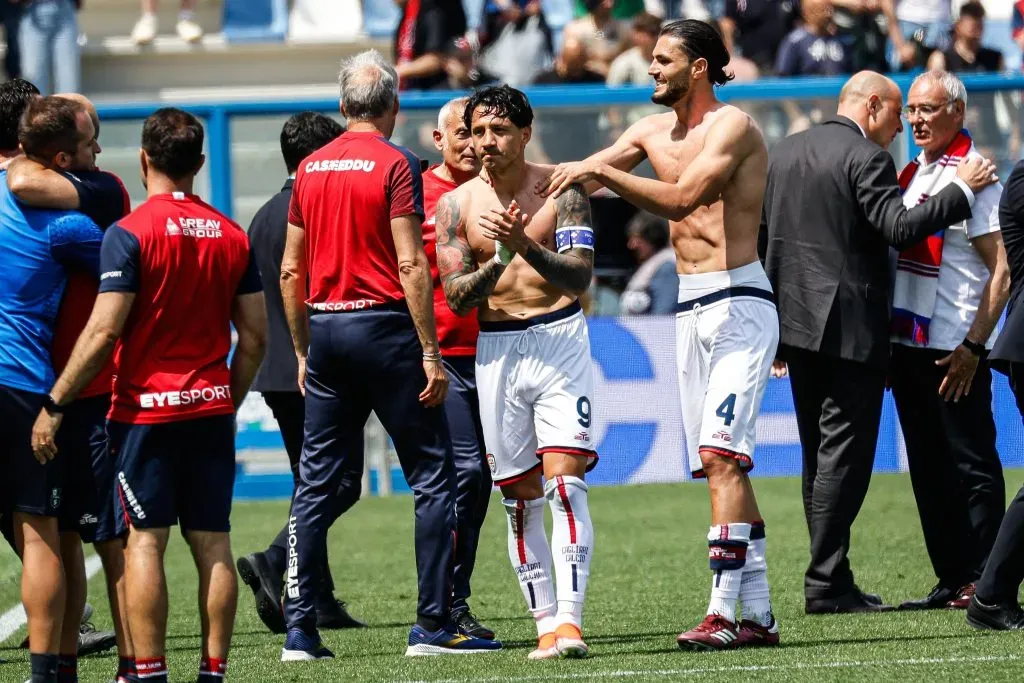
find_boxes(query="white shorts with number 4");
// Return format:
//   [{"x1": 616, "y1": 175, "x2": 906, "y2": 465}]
[
  {"x1": 676, "y1": 261, "x2": 779, "y2": 478},
  {"x1": 476, "y1": 302, "x2": 598, "y2": 486}
]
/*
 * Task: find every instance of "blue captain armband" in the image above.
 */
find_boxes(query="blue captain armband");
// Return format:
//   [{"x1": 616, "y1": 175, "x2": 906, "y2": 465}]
[{"x1": 554, "y1": 226, "x2": 595, "y2": 254}]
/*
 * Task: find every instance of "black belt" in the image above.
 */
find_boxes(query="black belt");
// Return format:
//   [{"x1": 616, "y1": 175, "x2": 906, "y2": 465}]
[
  {"x1": 675, "y1": 286, "x2": 775, "y2": 313},
  {"x1": 479, "y1": 301, "x2": 582, "y2": 333}
]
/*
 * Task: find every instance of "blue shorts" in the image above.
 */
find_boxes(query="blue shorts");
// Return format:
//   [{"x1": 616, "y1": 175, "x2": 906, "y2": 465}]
[
  {"x1": 0, "y1": 385, "x2": 62, "y2": 517},
  {"x1": 58, "y1": 394, "x2": 121, "y2": 543},
  {"x1": 108, "y1": 414, "x2": 236, "y2": 534}
]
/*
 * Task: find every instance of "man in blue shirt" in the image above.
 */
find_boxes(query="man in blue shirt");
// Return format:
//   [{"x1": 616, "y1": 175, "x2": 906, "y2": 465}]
[{"x1": 0, "y1": 95, "x2": 104, "y2": 683}]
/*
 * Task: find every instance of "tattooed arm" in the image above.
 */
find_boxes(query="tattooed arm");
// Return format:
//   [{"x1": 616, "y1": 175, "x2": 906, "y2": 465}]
[
  {"x1": 478, "y1": 183, "x2": 595, "y2": 296},
  {"x1": 436, "y1": 192, "x2": 506, "y2": 316}
]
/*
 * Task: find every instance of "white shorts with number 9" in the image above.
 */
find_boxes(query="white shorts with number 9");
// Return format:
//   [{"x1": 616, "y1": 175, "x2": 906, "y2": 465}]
[
  {"x1": 476, "y1": 302, "x2": 598, "y2": 486},
  {"x1": 675, "y1": 262, "x2": 779, "y2": 478}
]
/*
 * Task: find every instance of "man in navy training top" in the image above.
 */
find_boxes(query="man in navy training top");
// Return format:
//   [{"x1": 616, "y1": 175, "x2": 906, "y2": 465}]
[
  {"x1": 278, "y1": 49, "x2": 500, "y2": 659},
  {"x1": 9, "y1": 92, "x2": 134, "y2": 682},
  {"x1": 0, "y1": 95, "x2": 105, "y2": 683},
  {"x1": 237, "y1": 111, "x2": 366, "y2": 634},
  {"x1": 31, "y1": 108, "x2": 267, "y2": 683}
]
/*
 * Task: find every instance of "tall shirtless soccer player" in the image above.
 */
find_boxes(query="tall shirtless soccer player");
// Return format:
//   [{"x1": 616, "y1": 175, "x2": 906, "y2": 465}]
[
  {"x1": 435, "y1": 85, "x2": 598, "y2": 661},
  {"x1": 539, "y1": 19, "x2": 780, "y2": 650}
]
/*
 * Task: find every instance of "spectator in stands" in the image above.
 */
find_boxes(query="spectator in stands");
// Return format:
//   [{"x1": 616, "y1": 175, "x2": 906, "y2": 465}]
[
  {"x1": 394, "y1": 0, "x2": 467, "y2": 90},
  {"x1": 720, "y1": 0, "x2": 800, "y2": 75},
  {"x1": 562, "y1": 0, "x2": 629, "y2": 77},
  {"x1": 131, "y1": 0, "x2": 203, "y2": 44},
  {"x1": 775, "y1": 0, "x2": 854, "y2": 76},
  {"x1": 1, "y1": 0, "x2": 22, "y2": 80},
  {"x1": 444, "y1": 37, "x2": 498, "y2": 89},
  {"x1": 573, "y1": 0, "x2": 645, "y2": 21},
  {"x1": 927, "y1": 2, "x2": 1003, "y2": 72},
  {"x1": 476, "y1": 0, "x2": 552, "y2": 86},
  {"x1": 619, "y1": 213, "x2": 676, "y2": 316},
  {"x1": 19, "y1": 0, "x2": 80, "y2": 95},
  {"x1": 890, "y1": 0, "x2": 951, "y2": 69},
  {"x1": 1015, "y1": 2, "x2": 1024, "y2": 63},
  {"x1": 534, "y1": 35, "x2": 606, "y2": 84},
  {"x1": 607, "y1": 12, "x2": 660, "y2": 86},
  {"x1": 831, "y1": 0, "x2": 892, "y2": 73}
]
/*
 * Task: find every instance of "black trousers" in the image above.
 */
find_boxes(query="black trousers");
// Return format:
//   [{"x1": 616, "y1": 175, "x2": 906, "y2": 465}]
[
  {"x1": 890, "y1": 345, "x2": 1005, "y2": 587},
  {"x1": 786, "y1": 346, "x2": 886, "y2": 599},
  {"x1": 977, "y1": 362, "x2": 1024, "y2": 604}
]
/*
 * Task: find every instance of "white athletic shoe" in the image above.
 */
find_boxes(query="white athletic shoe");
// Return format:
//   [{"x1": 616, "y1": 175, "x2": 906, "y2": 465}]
[
  {"x1": 176, "y1": 17, "x2": 204, "y2": 43},
  {"x1": 554, "y1": 623, "x2": 589, "y2": 659},
  {"x1": 527, "y1": 632, "x2": 559, "y2": 660},
  {"x1": 131, "y1": 13, "x2": 157, "y2": 44}
]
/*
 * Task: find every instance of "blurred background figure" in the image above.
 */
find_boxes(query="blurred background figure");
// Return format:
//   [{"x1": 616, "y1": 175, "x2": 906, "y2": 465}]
[
  {"x1": 535, "y1": 35, "x2": 605, "y2": 84},
  {"x1": 890, "y1": 0, "x2": 951, "y2": 70},
  {"x1": 19, "y1": 0, "x2": 80, "y2": 95},
  {"x1": 831, "y1": 0, "x2": 892, "y2": 73},
  {"x1": 394, "y1": 0, "x2": 466, "y2": 90},
  {"x1": 606, "y1": 11, "x2": 660, "y2": 86},
  {"x1": 619, "y1": 212, "x2": 677, "y2": 316},
  {"x1": 776, "y1": 0, "x2": 854, "y2": 77},
  {"x1": 443, "y1": 35, "x2": 498, "y2": 89},
  {"x1": 720, "y1": 0, "x2": 800, "y2": 76},
  {"x1": 477, "y1": 0, "x2": 552, "y2": 86},
  {"x1": 562, "y1": 0, "x2": 629, "y2": 78},
  {"x1": 1, "y1": 0, "x2": 22, "y2": 80},
  {"x1": 131, "y1": 0, "x2": 203, "y2": 44},
  {"x1": 927, "y1": 1, "x2": 1003, "y2": 72}
]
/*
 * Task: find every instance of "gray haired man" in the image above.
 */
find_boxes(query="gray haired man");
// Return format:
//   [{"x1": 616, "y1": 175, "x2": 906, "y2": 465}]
[{"x1": 278, "y1": 50, "x2": 501, "y2": 660}]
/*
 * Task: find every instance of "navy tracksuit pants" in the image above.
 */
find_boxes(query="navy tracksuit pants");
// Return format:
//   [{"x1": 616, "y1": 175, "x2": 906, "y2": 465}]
[
  {"x1": 284, "y1": 304, "x2": 457, "y2": 632},
  {"x1": 443, "y1": 356, "x2": 492, "y2": 611}
]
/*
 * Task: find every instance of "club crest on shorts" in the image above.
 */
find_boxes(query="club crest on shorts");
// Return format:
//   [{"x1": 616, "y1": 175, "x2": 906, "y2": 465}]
[
  {"x1": 711, "y1": 430, "x2": 732, "y2": 443},
  {"x1": 575, "y1": 431, "x2": 590, "y2": 443},
  {"x1": 486, "y1": 453, "x2": 497, "y2": 474}
]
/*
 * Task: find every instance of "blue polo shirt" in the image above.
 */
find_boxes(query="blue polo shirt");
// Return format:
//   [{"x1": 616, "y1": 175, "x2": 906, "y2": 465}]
[{"x1": 0, "y1": 171, "x2": 104, "y2": 393}]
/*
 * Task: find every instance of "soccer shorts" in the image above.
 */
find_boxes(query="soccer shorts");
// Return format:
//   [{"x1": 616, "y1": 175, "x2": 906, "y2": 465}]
[
  {"x1": 476, "y1": 301, "x2": 597, "y2": 486},
  {"x1": 0, "y1": 385, "x2": 62, "y2": 516},
  {"x1": 108, "y1": 414, "x2": 236, "y2": 534},
  {"x1": 675, "y1": 261, "x2": 779, "y2": 478},
  {"x1": 58, "y1": 394, "x2": 121, "y2": 542}
]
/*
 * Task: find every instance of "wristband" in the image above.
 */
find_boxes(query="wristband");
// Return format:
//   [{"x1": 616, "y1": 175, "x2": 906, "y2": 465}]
[
  {"x1": 962, "y1": 337, "x2": 986, "y2": 357},
  {"x1": 423, "y1": 351, "x2": 443, "y2": 362},
  {"x1": 43, "y1": 394, "x2": 65, "y2": 414},
  {"x1": 493, "y1": 240, "x2": 515, "y2": 265}
]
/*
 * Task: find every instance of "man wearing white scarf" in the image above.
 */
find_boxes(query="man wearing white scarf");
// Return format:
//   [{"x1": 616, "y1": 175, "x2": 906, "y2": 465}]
[{"x1": 890, "y1": 70, "x2": 1010, "y2": 612}]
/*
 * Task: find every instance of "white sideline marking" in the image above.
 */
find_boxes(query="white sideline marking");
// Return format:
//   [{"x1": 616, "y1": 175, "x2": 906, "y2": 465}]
[
  {"x1": 0, "y1": 554, "x2": 104, "y2": 644},
  {"x1": 400, "y1": 654, "x2": 1024, "y2": 683}
]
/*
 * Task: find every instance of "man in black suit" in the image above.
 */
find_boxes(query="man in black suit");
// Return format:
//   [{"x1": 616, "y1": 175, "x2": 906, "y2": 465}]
[
  {"x1": 968, "y1": 160, "x2": 1024, "y2": 630},
  {"x1": 761, "y1": 70, "x2": 999, "y2": 613},
  {"x1": 236, "y1": 112, "x2": 365, "y2": 634}
]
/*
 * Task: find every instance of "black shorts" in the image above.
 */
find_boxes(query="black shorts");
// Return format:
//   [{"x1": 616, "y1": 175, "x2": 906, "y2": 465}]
[
  {"x1": 0, "y1": 385, "x2": 62, "y2": 517},
  {"x1": 57, "y1": 394, "x2": 121, "y2": 543},
  {"x1": 108, "y1": 414, "x2": 236, "y2": 534}
]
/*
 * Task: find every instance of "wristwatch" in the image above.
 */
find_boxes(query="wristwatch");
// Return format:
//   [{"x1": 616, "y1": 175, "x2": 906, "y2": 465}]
[
  {"x1": 961, "y1": 337, "x2": 986, "y2": 357},
  {"x1": 43, "y1": 394, "x2": 65, "y2": 414}
]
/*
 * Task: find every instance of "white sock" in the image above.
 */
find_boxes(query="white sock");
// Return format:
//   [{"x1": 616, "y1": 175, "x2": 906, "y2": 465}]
[
  {"x1": 178, "y1": 9, "x2": 196, "y2": 21},
  {"x1": 706, "y1": 523, "x2": 751, "y2": 624},
  {"x1": 502, "y1": 498, "x2": 555, "y2": 635},
  {"x1": 545, "y1": 475, "x2": 594, "y2": 630},
  {"x1": 740, "y1": 521, "x2": 773, "y2": 626}
]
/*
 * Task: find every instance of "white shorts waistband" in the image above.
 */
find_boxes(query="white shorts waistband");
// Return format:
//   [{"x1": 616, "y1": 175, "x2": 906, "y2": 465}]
[{"x1": 677, "y1": 261, "x2": 772, "y2": 302}]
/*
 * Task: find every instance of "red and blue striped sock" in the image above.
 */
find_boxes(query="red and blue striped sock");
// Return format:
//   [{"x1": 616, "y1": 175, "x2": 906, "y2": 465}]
[{"x1": 198, "y1": 655, "x2": 227, "y2": 681}]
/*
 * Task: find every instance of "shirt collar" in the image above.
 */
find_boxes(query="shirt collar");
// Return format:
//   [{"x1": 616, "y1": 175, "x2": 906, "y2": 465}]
[{"x1": 839, "y1": 115, "x2": 867, "y2": 138}]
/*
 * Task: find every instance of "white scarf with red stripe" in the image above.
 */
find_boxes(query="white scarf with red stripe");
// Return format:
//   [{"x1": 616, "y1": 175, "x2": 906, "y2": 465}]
[{"x1": 891, "y1": 130, "x2": 973, "y2": 346}]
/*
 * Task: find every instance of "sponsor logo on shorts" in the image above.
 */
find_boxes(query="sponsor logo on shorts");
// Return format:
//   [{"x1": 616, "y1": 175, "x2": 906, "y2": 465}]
[
  {"x1": 118, "y1": 472, "x2": 146, "y2": 520},
  {"x1": 166, "y1": 216, "x2": 223, "y2": 238},
  {"x1": 286, "y1": 516, "x2": 299, "y2": 599},
  {"x1": 711, "y1": 430, "x2": 732, "y2": 443},
  {"x1": 575, "y1": 431, "x2": 590, "y2": 443},
  {"x1": 49, "y1": 487, "x2": 61, "y2": 511},
  {"x1": 79, "y1": 514, "x2": 98, "y2": 525},
  {"x1": 486, "y1": 453, "x2": 497, "y2": 474},
  {"x1": 308, "y1": 299, "x2": 380, "y2": 312},
  {"x1": 139, "y1": 385, "x2": 231, "y2": 409},
  {"x1": 305, "y1": 159, "x2": 376, "y2": 173},
  {"x1": 100, "y1": 270, "x2": 122, "y2": 280}
]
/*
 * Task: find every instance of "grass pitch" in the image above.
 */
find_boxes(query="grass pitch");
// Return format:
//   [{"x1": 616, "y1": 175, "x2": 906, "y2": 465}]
[{"x1": 1, "y1": 472, "x2": 1023, "y2": 682}]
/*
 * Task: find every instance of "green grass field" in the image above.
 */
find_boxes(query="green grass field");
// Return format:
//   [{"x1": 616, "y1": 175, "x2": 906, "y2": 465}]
[{"x1": 1, "y1": 472, "x2": 1023, "y2": 682}]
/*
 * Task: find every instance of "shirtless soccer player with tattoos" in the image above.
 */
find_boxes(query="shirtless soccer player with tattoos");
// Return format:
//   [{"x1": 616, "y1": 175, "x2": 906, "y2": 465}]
[
  {"x1": 539, "y1": 19, "x2": 780, "y2": 650},
  {"x1": 435, "y1": 85, "x2": 597, "y2": 661}
]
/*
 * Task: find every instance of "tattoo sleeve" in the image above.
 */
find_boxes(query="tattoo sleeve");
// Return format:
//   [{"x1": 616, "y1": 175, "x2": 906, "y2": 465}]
[
  {"x1": 521, "y1": 183, "x2": 594, "y2": 295},
  {"x1": 436, "y1": 192, "x2": 505, "y2": 316}
]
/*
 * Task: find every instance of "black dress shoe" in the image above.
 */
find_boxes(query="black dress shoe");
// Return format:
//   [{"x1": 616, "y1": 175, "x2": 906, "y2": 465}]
[
  {"x1": 452, "y1": 606, "x2": 496, "y2": 640},
  {"x1": 316, "y1": 598, "x2": 367, "y2": 629},
  {"x1": 898, "y1": 584, "x2": 958, "y2": 611},
  {"x1": 237, "y1": 552, "x2": 286, "y2": 634},
  {"x1": 806, "y1": 591, "x2": 895, "y2": 614},
  {"x1": 855, "y1": 586, "x2": 885, "y2": 606},
  {"x1": 966, "y1": 595, "x2": 1024, "y2": 630}
]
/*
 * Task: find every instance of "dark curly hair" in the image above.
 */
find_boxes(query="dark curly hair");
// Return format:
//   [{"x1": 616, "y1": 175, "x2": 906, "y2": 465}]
[
  {"x1": 463, "y1": 85, "x2": 534, "y2": 130},
  {"x1": 660, "y1": 19, "x2": 734, "y2": 87}
]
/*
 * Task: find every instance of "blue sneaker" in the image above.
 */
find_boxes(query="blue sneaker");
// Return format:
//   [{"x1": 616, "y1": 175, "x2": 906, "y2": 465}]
[
  {"x1": 281, "y1": 627, "x2": 335, "y2": 661},
  {"x1": 405, "y1": 624, "x2": 503, "y2": 656}
]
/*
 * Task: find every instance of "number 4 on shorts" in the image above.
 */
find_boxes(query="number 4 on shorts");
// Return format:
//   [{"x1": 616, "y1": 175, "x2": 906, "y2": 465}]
[{"x1": 715, "y1": 393, "x2": 737, "y2": 427}]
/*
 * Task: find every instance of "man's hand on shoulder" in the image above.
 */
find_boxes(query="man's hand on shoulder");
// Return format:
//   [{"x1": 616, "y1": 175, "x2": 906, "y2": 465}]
[{"x1": 957, "y1": 156, "x2": 999, "y2": 193}]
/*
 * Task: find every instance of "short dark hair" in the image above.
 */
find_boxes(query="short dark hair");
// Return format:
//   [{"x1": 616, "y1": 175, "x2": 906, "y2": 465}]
[
  {"x1": 19, "y1": 96, "x2": 85, "y2": 160},
  {"x1": 463, "y1": 85, "x2": 533, "y2": 130},
  {"x1": 958, "y1": 2, "x2": 985, "y2": 21},
  {"x1": 280, "y1": 112, "x2": 344, "y2": 174},
  {"x1": 0, "y1": 78, "x2": 40, "y2": 150},
  {"x1": 659, "y1": 19, "x2": 734, "y2": 87},
  {"x1": 633, "y1": 12, "x2": 663, "y2": 37},
  {"x1": 627, "y1": 211, "x2": 669, "y2": 251},
  {"x1": 142, "y1": 108, "x2": 204, "y2": 180}
]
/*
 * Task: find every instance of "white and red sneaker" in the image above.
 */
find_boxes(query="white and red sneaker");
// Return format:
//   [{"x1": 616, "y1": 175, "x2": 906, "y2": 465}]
[
  {"x1": 676, "y1": 614, "x2": 739, "y2": 651},
  {"x1": 554, "y1": 623, "x2": 589, "y2": 659},
  {"x1": 736, "y1": 616, "x2": 780, "y2": 647},
  {"x1": 528, "y1": 632, "x2": 559, "y2": 660}
]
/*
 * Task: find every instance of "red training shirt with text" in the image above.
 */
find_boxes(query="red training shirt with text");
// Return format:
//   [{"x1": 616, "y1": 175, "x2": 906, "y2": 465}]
[
  {"x1": 98, "y1": 193, "x2": 262, "y2": 424},
  {"x1": 288, "y1": 130, "x2": 424, "y2": 312},
  {"x1": 422, "y1": 165, "x2": 478, "y2": 356}
]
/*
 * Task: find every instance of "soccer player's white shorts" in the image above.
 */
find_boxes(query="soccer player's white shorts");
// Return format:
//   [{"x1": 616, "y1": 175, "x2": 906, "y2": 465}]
[
  {"x1": 476, "y1": 301, "x2": 598, "y2": 486},
  {"x1": 675, "y1": 261, "x2": 779, "y2": 478}
]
